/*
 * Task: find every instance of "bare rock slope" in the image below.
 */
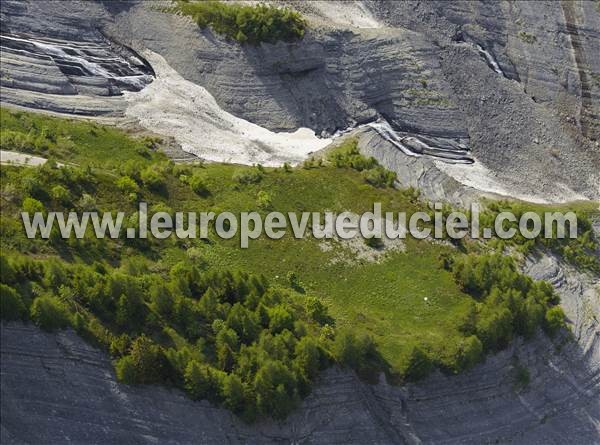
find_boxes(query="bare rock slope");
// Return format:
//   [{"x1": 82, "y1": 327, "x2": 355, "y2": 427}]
[{"x1": 1, "y1": 0, "x2": 599, "y2": 201}]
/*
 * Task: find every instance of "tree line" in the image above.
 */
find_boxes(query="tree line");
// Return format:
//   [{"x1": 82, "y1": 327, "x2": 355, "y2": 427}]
[{"x1": 177, "y1": 1, "x2": 307, "y2": 45}]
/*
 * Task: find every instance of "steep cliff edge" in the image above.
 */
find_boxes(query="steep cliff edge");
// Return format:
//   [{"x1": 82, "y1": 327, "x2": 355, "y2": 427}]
[
  {"x1": 2, "y1": 253, "x2": 598, "y2": 444},
  {"x1": 1, "y1": 0, "x2": 598, "y2": 202}
]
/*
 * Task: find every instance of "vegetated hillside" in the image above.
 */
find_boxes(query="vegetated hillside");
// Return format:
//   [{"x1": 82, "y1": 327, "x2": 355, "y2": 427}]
[
  {"x1": 1, "y1": 108, "x2": 597, "y2": 420},
  {"x1": 175, "y1": 1, "x2": 306, "y2": 44}
]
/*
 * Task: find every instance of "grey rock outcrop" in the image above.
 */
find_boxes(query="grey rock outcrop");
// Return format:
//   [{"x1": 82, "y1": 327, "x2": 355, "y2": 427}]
[
  {"x1": 366, "y1": 0, "x2": 600, "y2": 140},
  {"x1": 0, "y1": 0, "x2": 153, "y2": 116},
  {"x1": 355, "y1": 127, "x2": 500, "y2": 208},
  {"x1": 1, "y1": 0, "x2": 598, "y2": 201}
]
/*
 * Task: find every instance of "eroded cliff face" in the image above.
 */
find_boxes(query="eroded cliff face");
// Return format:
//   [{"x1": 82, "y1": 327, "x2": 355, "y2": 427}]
[
  {"x1": 2, "y1": 253, "x2": 598, "y2": 445},
  {"x1": 366, "y1": 0, "x2": 600, "y2": 140},
  {"x1": 358, "y1": 0, "x2": 600, "y2": 204},
  {"x1": 1, "y1": 0, "x2": 599, "y2": 202}
]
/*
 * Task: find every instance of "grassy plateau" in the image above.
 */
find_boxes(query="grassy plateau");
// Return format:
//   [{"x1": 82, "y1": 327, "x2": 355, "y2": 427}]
[{"x1": 0, "y1": 107, "x2": 597, "y2": 419}]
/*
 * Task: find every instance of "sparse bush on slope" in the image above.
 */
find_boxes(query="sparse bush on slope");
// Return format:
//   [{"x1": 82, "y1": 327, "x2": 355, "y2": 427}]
[
  {"x1": 177, "y1": 1, "x2": 306, "y2": 45},
  {"x1": 0, "y1": 284, "x2": 27, "y2": 321},
  {"x1": 30, "y1": 296, "x2": 70, "y2": 332},
  {"x1": 328, "y1": 138, "x2": 397, "y2": 188},
  {"x1": 478, "y1": 201, "x2": 599, "y2": 272}
]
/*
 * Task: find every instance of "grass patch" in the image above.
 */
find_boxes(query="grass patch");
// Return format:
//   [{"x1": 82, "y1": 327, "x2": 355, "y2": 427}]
[
  {"x1": 0, "y1": 108, "x2": 164, "y2": 168},
  {"x1": 0, "y1": 107, "x2": 586, "y2": 417}
]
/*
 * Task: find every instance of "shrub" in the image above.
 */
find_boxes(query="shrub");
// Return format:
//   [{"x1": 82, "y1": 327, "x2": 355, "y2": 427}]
[
  {"x1": 116, "y1": 176, "x2": 139, "y2": 195},
  {"x1": 0, "y1": 255, "x2": 16, "y2": 285},
  {"x1": 226, "y1": 304, "x2": 259, "y2": 344},
  {"x1": 475, "y1": 306, "x2": 513, "y2": 350},
  {"x1": 116, "y1": 293, "x2": 146, "y2": 329},
  {"x1": 77, "y1": 193, "x2": 97, "y2": 211},
  {"x1": 21, "y1": 197, "x2": 44, "y2": 214},
  {"x1": 221, "y1": 373, "x2": 246, "y2": 413},
  {"x1": 121, "y1": 160, "x2": 142, "y2": 182},
  {"x1": 140, "y1": 166, "x2": 165, "y2": 191},
  {"x1": 268, "y1": 305, "x2": 294, "y2": 334},
  {"x1": 149, "y1": 202, "x2": 173, "y2": 216},
  {"x1": 0, "y1": 284, "x2": 27, "y2": 321},
  {"x1": 328, "y1": 138, "x2": 396, "y2": 187},
  {"x1": 361, "y1": 166, "x2": 396, "y2": 188},
  {"x1": 256, "y1": 190, "x2": 272, "y2": 210},
  {"x1": 50, "y1": 184, "x2": 71, "y2": 205},
  {"x1": 404, "y1": 345, "x2": 432, "y2": 381},
  {"x1": 253, "y1": 360, "x2": 298, "y2": 419},
  {"x1": 189, "y1": 172, "x2": 209, "y2": 195},
  {"x1": 110, "y1": 334, "x2": 131, "y2": 357},
  {"x1": 0, "y1": 129, "x2": 36, "y2": 152},
  {"x1": 304, "y1": 297, "x2": 331, "y2": 325},
  {"x1": 518, "y1": 31, "x2": 537, "y2": 44},
  {"x1": 198, "y1": 288, "x2": 219, "y2": 320},
  {"x1": 215, "y1": 327, "x2": 239, "y2": 371},
  {"x1": 119, "y1": 335, "x2": 171, "y2": 384},
  {"x1": 71, "y1": 312, "x2": 86, "y2": 334},
  {"x1": 177, "y1": 1, "x2": 306, "y2": 45},
  {"x1": 454, "y1": 335, "x2": 483, "y2": 371},
  {"x1": 332, "y1": 329, "x2": 377, "y2": 371},
  {"x1": 319, "y1": 324, "x2": 335, "y2": 342},
  {"x1": 233, "y1": 168, "x2": 263, "y2": 185},
  {"x1": 286, "y1": 271, "x2": 301, "y2": 290},
  {"x1": 141, "y1": 136, "x2": 162, "y2": 150},
  {"x1": 186, "y1": 247, "x2": 207, "y2": 267},
  {"x1": 521, "y1": 296, "x2": 545, "y2": 338},
  {"x1": 543, "y1": 306, "x2": 566, "y2": 337},
  {"x1": 328, "y1": 139, "x2": 377, "y2": 171},
  {"x1": 20, "y1": 173, "x2": 45, "y2": 200},
  {"x1": 293, "y1": 336, "x2": 321, "y2": 380},
  {"x1": 364, "y1": 235, "x2": 384, "y2": 249},
  {"x1": 302, "y1": 157, "x2": 322, "y2": 169},
  {"x1": 513, "y1": 361, "x2": 530, "y2": 391},
  {"x1": 185, "y1": 360, "x2": 223, "y2": 402},
  {"x1": 30, "y1": 296, "x2": 70, "y2": 331},
  {"x1": 43, "y1": 260, "x2": 68, "y2": 290},
  {"x1": 115, "y1": 355, "x2": 137, "y2": 384}
]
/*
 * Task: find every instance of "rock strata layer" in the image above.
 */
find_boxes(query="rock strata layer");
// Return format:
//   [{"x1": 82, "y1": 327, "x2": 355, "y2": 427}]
[{"x1": 1, "y1": 0, "x2": 598, "y2": 202}]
